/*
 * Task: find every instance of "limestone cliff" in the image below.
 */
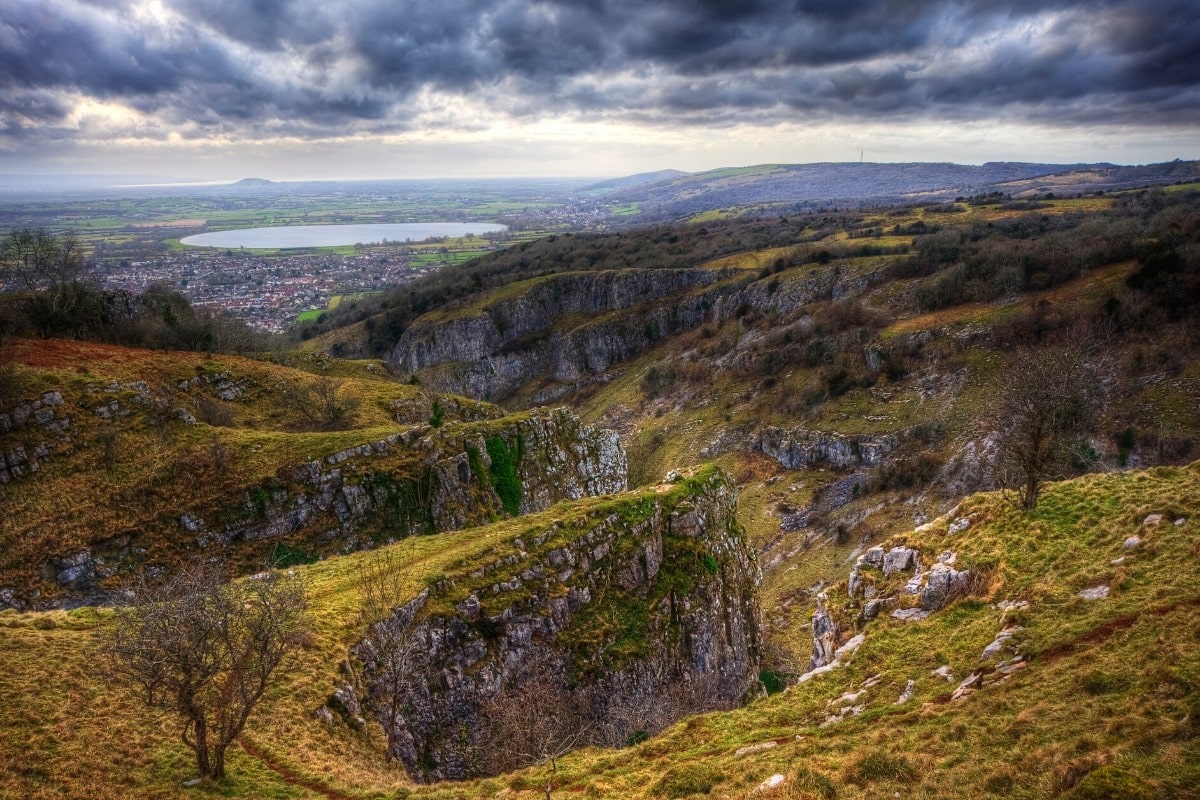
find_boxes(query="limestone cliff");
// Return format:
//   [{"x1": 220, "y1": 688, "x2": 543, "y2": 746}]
[
  {"x1": 4, "y1": 407, "x2": 626, "y2": 609},
  {"x1": 389, "y1": 268, "x2": 732, "y2": 399},
  {"x1": 752, "y1": 425, "x2": 900, "y2": 470},
  {"x1": 355, "y1": 467, "x2": 762, "y2": 782}
]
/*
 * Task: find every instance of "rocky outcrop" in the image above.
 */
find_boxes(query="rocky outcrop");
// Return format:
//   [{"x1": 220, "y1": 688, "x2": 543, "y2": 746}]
[
  {"x1": 8, "y1": 408, "x2": 626, "y2": 610},
  {"x1": 390, "y1": 269, "x2": 732, "y2": 399},
  {"x1": 848, "y1": 545, "x2": 972, "y2": 621},
  {"x1": 356, "y1": 468, "x2": 761, "y2": 782},
  {"x1": 188, "y1": 407, "x2": 626, "y2": 548},
  {"x1": 0, "y1": 390, "x2": 72, "y2": 483},
  {"x1": 752, "y1": 426, "x2": 900, "y2": 471}
]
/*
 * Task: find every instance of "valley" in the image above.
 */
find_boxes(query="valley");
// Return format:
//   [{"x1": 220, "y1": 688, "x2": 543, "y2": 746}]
[{"x1": 0, "y1": 163, "x2": 1198, "y2": 799}]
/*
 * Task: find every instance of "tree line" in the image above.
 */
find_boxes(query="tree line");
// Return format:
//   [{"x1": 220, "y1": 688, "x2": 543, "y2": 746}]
[{"x1": 0, "y1": 228, "x2": 266, "y2": 354}]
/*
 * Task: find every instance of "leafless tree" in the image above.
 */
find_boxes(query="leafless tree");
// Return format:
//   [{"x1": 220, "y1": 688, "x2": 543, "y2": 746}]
[
  {"x1": 0, "y1": 228, "x2": 86, "y2": 313},
  {"x1": 481, "y1": 653, "x2": 593, "y2": 800},
  {"x1": 992, "y1": 340, "x2": 1106, "y2": 510},
  {"x1": 281, "y1": 377, "x2": 361, "y2": 431},
  {"x1": 103, "y1": 561, "x2": 309, "y2": 781},
  {"x1": 357, "y1": 547, "x2": 422, "y2": 759}
]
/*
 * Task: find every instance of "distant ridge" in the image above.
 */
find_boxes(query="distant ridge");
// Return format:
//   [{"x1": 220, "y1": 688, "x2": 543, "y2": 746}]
[
  {"x1": 604, "y1": 159, "x2": 1200, "y2": 218},
  {"x1": 228, "y1": 177, "x2": 280, "y2": 188},
  {"x1": 583, "y1": 169, "x2": 689, "y2": 193}
]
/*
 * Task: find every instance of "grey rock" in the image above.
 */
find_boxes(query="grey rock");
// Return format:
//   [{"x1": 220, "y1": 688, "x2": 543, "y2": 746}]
[
  {"x1": 358, "y1": 470, "x2": 760, "y2": 782},
  {"x1": 882, "y1": 546, "x2": 919, "y2": 575},
  {"x1": 1123, "y1": 535, "x2": 1141, "y2": 549},
  {"x1": 1078, "y1": 585, "x2": 1110, "y2": 600},
  {"x1": 890, "y1": 607, "x2": 931, "y2": 622},
  {"x1": 753, "y1": 426, "x2": 899, "y2": 470},
  {"x1": 980, "y1": 626, "x2": 1022, "y2": 661},
  {"x1": 920, "y1": 563, "x2": 971, "y2": 611},
  {"x1": 392, "y1": 268, "x2": 728, "y2": 400},
  {"x1": 862, "y1": 597, "x2": 894, "y2": 621},
  {"x1": 1143, "y1": 514, "x2": 1164, "y2": 526},
  {"x1": 951, "y1": 672, "x2": 983, "y2": 702},
  {"x1": 810, "y1": 593, "x2": 840, "y2": 670}
]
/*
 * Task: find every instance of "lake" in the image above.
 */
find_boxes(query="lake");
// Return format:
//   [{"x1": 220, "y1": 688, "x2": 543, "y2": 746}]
[{"x1": 180, "y1": 222, "x2": 507, "y2": 249}]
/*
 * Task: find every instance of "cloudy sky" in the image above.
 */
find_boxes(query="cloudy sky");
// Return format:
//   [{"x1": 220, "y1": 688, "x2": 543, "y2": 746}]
[{"x1": 2, "y1": 0, "x2": 1198, "y2": 181}]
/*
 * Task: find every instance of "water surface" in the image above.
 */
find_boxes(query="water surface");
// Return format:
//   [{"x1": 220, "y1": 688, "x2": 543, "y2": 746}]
[{"x1": 181, "y1": 222, "x2": 506, "y2": 249}]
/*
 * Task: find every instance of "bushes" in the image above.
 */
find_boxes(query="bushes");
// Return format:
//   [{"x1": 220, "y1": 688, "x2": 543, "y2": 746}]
[
  {"x1": 869, "y1": 451, "x2": 944, "y2": 493},
  {"x1": 279, "y1": 377, "x2": 360, "y2": 431}
]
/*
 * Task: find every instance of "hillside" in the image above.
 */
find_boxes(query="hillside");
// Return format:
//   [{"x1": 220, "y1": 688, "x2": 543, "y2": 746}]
[
  {"x1": 607, "y1": 160, "x2": 1200, "y2": 219},
  {"x1": 0, "y1": 340, "x2": 624, "y2": 608},
  {"x1": 1, "y1": 460, "x2": 1196, "y2": 798}
]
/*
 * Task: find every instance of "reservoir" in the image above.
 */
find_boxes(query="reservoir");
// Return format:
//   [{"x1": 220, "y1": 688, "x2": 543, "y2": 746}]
[{"x1": 180, "y1": 222, "x2": 507, "y2": 249}]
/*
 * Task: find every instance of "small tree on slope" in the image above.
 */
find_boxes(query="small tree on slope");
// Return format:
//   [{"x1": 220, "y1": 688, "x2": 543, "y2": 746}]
[
  {"x1": 104, "y1": 562, "x2": 309, "y2": 781},
  {"x1": 992, "y1": 341, "x2": 1106, "y2": 511}
]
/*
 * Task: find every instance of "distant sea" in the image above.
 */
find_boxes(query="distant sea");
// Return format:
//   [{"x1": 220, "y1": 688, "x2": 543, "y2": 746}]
[{"x1": 180, "y1": 222, "x2": 506, "y2": 249}]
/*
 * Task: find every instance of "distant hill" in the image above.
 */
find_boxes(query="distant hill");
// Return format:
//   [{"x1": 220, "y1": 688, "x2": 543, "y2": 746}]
[
  {"x1": 603, "y1": 160, "x2": 1200, "y2": 219},
  {"x1": 222, "y1": 177, "x2": 283, "y2": 191},
  {"x1": 582, "y1": 169, "x2": 690, "y2": 193}
]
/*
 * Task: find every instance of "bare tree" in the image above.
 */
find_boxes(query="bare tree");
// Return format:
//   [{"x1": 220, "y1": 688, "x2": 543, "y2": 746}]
[
  {"x1": 104, "y1": 562, "x2": 309, "y2": 781},
  {"x1": 0, "y1": 228, "x2": 86, "y2": 312},
  {"x1": 992, "y1": 341, "x2": 1105, "y2": 510},
  {"x1": 357, "y1": 547, "x2": 421, "y2": 759},
  {"x1": 281, "y1": 377, "x2": 361, "y2": 431},
  {"x1": 481, "y1": 653, "x2": 593, "y2": 800}
]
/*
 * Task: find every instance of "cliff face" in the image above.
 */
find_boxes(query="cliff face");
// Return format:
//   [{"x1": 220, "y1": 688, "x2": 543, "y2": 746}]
[
  {"x1": 389, "y1": 269, "x2": 731, "y2": 399},
  {"x1": 356, "y1": 467, "x2": 762, "y2": 782},
  {"x1": 4, "y1": 407, "x2": 626, "y2": 609},
  {"x1": 752, "y1": 425, "x2": 900, "y2": 470}
]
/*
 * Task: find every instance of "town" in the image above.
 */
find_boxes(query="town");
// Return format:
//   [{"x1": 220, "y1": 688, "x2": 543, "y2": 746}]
[{"x1": 88, "y1": 247, "x2": 434, "y2": 333}]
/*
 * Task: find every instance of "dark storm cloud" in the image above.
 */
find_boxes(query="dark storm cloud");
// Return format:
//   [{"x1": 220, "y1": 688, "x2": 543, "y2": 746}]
[{"x1": 0, "y1": 0, "x2": 1197, "y2": 145}]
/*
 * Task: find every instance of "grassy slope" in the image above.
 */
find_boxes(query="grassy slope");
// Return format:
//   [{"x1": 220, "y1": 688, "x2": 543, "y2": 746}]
[
  {"x1": 0, "y1": 339, "x2": 502, "y2": 597},
  {"x1": 1, "y1": 463, "x2": 1197, "y2": 799}
]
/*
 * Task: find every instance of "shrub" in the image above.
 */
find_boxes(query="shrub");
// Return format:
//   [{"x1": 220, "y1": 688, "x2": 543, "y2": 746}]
[
  {"x1": 759, "y1": 669, "x2": 787, "y2": 695},
  {"x1": 194, "y1": 394, "x2": 236, "y2": 427}
]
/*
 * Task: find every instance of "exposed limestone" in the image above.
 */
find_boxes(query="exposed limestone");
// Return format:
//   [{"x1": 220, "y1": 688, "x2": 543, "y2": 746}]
[
  {"x1": 356, "y1": 469, "x2": 761, "y2": 782},
  {"x1": 882, "y1": 546, "x2": 920, "y2": 575},
  {"x1": 980, "y1": 626, "x2": 1023, "y2": 661},
  {"x1": 187, "y1": 407, "x2": 626, "y2": 549},
  {"x1": 391, "y1": 268, "x2": 730, "y2": 399},
  {"x1": 798, "y1": 633, "x2": 864, "y2": 684},
  {"x1": 810, "y1": 593, "x2": 841, "y2": 671},
  {"x1": 735, "y1": 741, "x2": 778, "y2": 758},
  {"x1": 1079, "y1": 585, "x2": 1110, "y2": 600},
  {"x1": 752, "y1": 426, "x2": 899, "y2": 471}
]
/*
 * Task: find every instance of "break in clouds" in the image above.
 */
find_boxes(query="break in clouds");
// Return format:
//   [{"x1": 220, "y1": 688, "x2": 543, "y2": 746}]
[{"x1": 2, "y1": 0, "x2": 1199, "y2": 147}]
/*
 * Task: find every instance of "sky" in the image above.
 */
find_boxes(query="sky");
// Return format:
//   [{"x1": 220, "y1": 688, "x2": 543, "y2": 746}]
[{"x1": 1, "y1": 0, "x2": 1198, "y2": 182}]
